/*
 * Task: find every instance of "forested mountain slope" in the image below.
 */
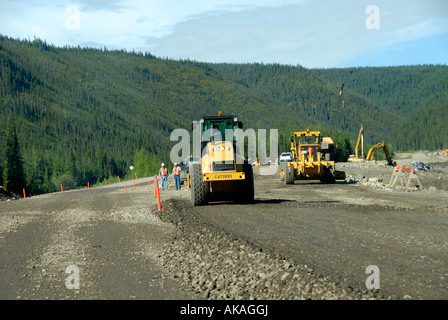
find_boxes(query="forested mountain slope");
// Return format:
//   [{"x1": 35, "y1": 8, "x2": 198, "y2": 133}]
[
  {"x1": 312, "y1": 65, "x2": 448, "y2": 116},
  {"x1": 204, "y1": 62, "x2": 400, "y2": 143},
  {"x1": 390, "y1": 103, "x2": 447, "y2": 151},
  {"x1": 0, "y1": 36, "x2": 297, "y2": 193},
  {"x1": 312, "y1": 65, "x2": 448, "y2": 151},
  {"x1": 0, "y1": 35, "x2": 446, "y2": 195}
]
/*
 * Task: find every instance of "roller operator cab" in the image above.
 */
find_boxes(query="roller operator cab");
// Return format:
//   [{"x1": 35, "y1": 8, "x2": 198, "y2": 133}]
[{"x1": 188, "y1": 113, "x2": 254, "y2": 206}]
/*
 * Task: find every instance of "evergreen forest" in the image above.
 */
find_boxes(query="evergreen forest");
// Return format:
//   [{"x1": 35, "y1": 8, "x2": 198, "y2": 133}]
[{"x1": 0, "y1": 35, "x2": 447, "y2": 195}]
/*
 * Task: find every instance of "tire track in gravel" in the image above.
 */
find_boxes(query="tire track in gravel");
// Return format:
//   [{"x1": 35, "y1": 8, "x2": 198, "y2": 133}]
[
  {"x1": 155, "y1": 198, "x2": 387, "y2": 300},
  {"x1": 0, "y1": 217, "x2": 51, "y2": 299},
  {"x1": 196, "y1": 199, "x2": 447, "y2": 300},
  {"x1": 0, "y1": 185, "x2": 197, "y2": 300},
  {"x1": 153, "y1": 185, "x2": 448, "y2": 300},
  {"x1": 1, "y1": 207, "x2": 104, "y2": 300}
]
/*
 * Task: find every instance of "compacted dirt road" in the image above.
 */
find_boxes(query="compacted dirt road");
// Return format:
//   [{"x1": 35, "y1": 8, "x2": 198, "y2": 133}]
[
  {"x1": 0, "y1": 159, "x2": 447, "y2": 301},
  {"x1": 0, "y1": 179, "x2": 195, "y2": 300}
]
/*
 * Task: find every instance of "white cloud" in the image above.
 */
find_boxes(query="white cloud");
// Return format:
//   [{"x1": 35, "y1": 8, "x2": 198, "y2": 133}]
[
  {"x1": 138, "y1": 0, "x2": 448, "y2": 67},
  {"x1": 0, "y1": 0, "x2": 447, "y2": 67},
  {"x1": 143, "y1": 2, "x2": 363, "y2": 66}
]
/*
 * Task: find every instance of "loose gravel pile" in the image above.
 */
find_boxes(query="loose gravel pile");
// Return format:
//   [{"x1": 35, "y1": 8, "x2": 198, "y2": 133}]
[
  {"x1": 409, "y1": 161, "x2": 431, "y2": 172},
  {"x1": 153, "y1": 199, "x2": 389, "y2": 300},
  {"x1": 341, "y1": 160, "x2": 448, "y2": 192}
]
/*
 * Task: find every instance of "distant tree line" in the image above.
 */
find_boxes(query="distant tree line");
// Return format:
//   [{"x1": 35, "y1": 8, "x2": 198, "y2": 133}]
[{"x1": 1, "y1": 35, "x2": 446, "y2": 196}]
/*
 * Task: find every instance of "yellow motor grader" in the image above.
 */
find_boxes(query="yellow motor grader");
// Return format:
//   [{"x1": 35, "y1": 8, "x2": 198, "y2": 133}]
[
  {"x1": 280, "y1": 129, "x2": 346, "y2": 184},
  {"x1": 188, "y1": 113, "x2": 254, "y2": 206}
]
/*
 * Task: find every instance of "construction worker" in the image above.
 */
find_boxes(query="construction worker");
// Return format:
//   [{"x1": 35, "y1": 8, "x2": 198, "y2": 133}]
[
  {"x1": 172, "y1": 163, "x2": 182, "y2": 190},
  {"x1": 158, "y1": 163, "x2": 169, "y2": 190}
]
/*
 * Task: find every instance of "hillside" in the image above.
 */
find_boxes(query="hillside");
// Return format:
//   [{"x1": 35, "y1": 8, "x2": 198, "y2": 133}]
[
  {"x1": 312, "y1": 65, "x2": 448, "y2": 116},
  {"x1": 0, "y1": 36, "x2": 297, "y2": 193},
  {"x1": 390, "y1": 103, "x2": 448, "y2": 151},
  {"x1": 201, "y1": 62, "x2": 400, "y2": 143},
  {"x1": 313, "y1": 66, "x2": 448, "y2": 150},
  {"x1": 0, "y1": 35, "x2": 447, "y2": 195}
]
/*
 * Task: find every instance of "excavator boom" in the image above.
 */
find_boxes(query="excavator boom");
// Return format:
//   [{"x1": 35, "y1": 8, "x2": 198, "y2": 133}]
[
  {"x1": 366, "y1": 140, "x2": 394, "y2": 166},
  {"x1": 348, "y1": 125, "x2": 364, "y2": 162},
  {"x1": 354, "y1": 125, "x2": 364, "y2": 158}
]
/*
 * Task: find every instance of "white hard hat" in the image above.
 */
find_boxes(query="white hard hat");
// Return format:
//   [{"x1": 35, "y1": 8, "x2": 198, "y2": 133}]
[{"x1": 161, "y1": 163, "x2": 165, "y2": 166}]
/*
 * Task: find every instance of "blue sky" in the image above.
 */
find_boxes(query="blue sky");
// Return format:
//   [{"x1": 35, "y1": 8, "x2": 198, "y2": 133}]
[{"x1": 0, "y1": 0, "x2": 447, "y2": 68}]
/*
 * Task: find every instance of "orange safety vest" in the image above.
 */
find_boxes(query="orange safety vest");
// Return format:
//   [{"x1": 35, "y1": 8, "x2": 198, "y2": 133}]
[
  {"x1": 173, "y1": 166, "x2": 180, "y2": 175},
  {"x1": 160, "y1": 168, "x2": 168, "y2": 176}
]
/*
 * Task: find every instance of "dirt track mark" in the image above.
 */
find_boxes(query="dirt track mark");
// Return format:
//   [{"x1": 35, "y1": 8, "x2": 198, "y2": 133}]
[{"x1": 155, "y1": 198, "x2": 387, "y2": 300}]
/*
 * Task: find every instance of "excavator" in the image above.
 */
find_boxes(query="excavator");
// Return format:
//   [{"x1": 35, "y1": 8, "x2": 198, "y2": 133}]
[
  {"x1": 365, "y1": 140, "x2": 395, "y2": 166},
  {"x1": 347, "y1": 125, "x2": 364, "y2": 162}
]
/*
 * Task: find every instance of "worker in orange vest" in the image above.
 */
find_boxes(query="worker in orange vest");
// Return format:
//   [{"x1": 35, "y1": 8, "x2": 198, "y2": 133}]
[
  {"x1": 172, "y1": 163, "x2": 182, "y2": 190},
  {"x1": 158, "y1": 163, "x2": 169, "y2": 190}
]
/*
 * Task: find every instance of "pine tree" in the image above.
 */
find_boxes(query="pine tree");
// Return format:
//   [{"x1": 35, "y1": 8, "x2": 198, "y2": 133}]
[
  {"x1": 133, "y1": 147, "x2": 156, "y2": 178},
  {"x1": 3, "y1": 118, "x2": 26, "y2": 195},
  {"x1": 0, "y1": 159, "x2": 3, "y2": 186}
]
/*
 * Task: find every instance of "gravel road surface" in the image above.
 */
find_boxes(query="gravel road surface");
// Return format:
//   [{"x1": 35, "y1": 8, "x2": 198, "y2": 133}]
[{"x1": 1, "y1": 160, "x2": 447, "y2": 301}]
